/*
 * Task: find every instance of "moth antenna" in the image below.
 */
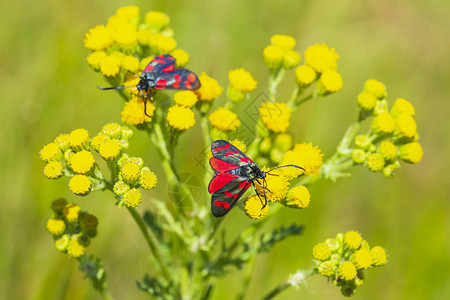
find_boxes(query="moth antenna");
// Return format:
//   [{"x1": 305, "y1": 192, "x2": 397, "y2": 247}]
[
  {"x1": 266, "y1": 164, "x2": 305, "y2": 173},
  {"x1": 97, "y1": 85, "x2": 135, "y2": 90}
]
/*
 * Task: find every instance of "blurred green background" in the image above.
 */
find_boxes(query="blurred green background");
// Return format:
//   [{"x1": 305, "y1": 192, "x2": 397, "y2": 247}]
[{"x1": 1, "y1": 0, "x2": 449, "y2": 299}]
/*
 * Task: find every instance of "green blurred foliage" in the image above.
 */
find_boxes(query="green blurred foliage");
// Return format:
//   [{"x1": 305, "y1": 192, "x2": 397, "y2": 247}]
[{"x1": 0, "y1": 0, "x2": 449, "y2": 299}]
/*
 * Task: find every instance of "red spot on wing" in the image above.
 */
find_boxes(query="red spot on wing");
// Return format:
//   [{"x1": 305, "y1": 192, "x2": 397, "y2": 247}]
[
  {"x1": 188, "y1": 73, "x2": 196, "y2": 82},
  {"x1": 208, "y1": 173, "x2": 238, "y2": 194},
  {"x1": 214, "y1": 201, "x2": 230, "y2": 209},
  {"x1": 224, "y1": 192, "x2": 239, "y2": 198},
  {"x1": 173, "y1": 74, "x2": 181, "y2": 88},
  {"x1": 155, "y1": 79, "x2": 167, "y2": 90},
  {"x1": 224, "y1": 151, "x2": 234, "y2": 156},
  {"x1": 209, "y1": 157, "x2": 239, "y2": 172},
  {"x1": 162, "y1": 65, "x2": 175, "y2": 73},
  {"x1": 143, "y1": 64, "x2": 154, "y2": 72},
  {"x1": 214, "y1": 144, "x2": 231, "y2": 152},
  {"x1": 185, "y1": 80, "x2": 192, "y2": 89},
  {"x1": 156, "y1": 59, "x2": 166, "y2": 64},
  {"x1": 239, "y1": 180, "x2": 248, "y2": 188},
  {"x1": 240, "y1": 157, "x2": 251, "y2": 163},
  {"x1": 244, "y1": 182, "x2": 251, "y2": 189}
]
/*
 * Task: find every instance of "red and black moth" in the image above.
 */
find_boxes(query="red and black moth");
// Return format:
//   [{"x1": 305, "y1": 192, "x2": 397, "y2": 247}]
[
  {"x1": 208, "y1": 140, "x2": 305, "y2": 218},
  {"x1": 97, "y1": 54, "x2": 201, "y2": 116}
]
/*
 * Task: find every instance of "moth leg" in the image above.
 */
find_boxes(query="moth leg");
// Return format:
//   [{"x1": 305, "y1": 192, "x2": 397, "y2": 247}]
[
  {"x1": 255, "y1": 179, "x2": 268, "y2": 209},
  {"x1": 252, "y1": 181, "x2": 265, "y2": 207}
]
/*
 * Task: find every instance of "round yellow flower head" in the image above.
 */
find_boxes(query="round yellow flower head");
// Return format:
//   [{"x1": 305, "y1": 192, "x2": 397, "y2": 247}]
[
  {"x1": 122, "y1": 55, "x2": 140, "y2": 72},
  {"x1": 354, "y1": 134, "x2": 372, "y2": 150},
  {"x1": 121, "y1": 96, "x2": 155, "y2": 125},
  {"x1": 70, "y1": 150, "x2": 95, "y2": 174},
  {"x1": 228, "y1": 68, "x2": 257, "y2": 93},
  {"x1": 154, "y1": 35, "x2": 177, "y2": 54},
  {"x1": 364, "y1": 79, "x2": 386, "y2": 99},
  {"x1": 174, "y1": 91, "x2": 198, "y2": 108},
  {"x1": 123, "y1": 188, "x2": 142, "y2": 208},
  {"x1": 343, "y1": 231, "x2": 363, "y2": 250},
  {"x1": 318, "y1": 261, "x2": 337, "y2": 277},
  {"x1": 351, "y1": 249, "x2": 372, "y2": 269},
  {"x1": 371, "y1": 112, "x2": 395, "y2": 135},
  {"x1": 378, "y1": 140, "x2": 398, "y2": 161},
  {"x1": 40, "y1": 143, "x2": 61, "y2": 162},
  {"x1": 270, "y1": 34, "x2": 296, "y2": 50},
  {"x1": 114, "y1": 23, "x2": 138, "y2": 49},
  {"x1": 69, "y1": 129, "x2": 90, "y2": 150},
  {"x1": 280, "y1": 143, "x2": 323, "y2": 178},
  {"x1": 55, "y1": 234, "x2": 70, "y2": 252},
  {"x1": 87, "y1": 51, "x2": 107, "y2": 70},
  {"x1": 383, "y1": 161, "x2": 400, "y2": 179},
  {"x1": 84, "y1": 25, "x2": 114, "y2": 51},
  {"x1": 283, "y1": 50, "x2": 301, "y2": 69},
  {"x1": 399, "y1": 142, "x2": 423, "y2": 164},
  {"x1": 126, "y1": 157, "x2": 144, "y2": 168},
  {"x1": 121, "y1": 162, "x2": 141, "y2": 184},
  {"x1": 244, "y1": 195, "x2": 270, "y2": 219},
  {"x1": 394, "y1": 113, "x2": 417, "y2": 139},
  {"x1": 366, "y1": 153, "x2": 385, "y2": 172},
  {"x1": 352, "y1": 149, "x2": 367, "y2": 164},
  {"x1": 263, "y1": 45, "x2": 285, "y2": 70},
  {"x1": 195, "y1": 72, "x2": 223, "y2": 101},
  {"x1": 63, "y1": 203, "x2": 81, "y2": 222},
  {"x1": 259, "y1": 102, "x2": 291, "y2": 133},
  {"x1": 145, "y1": 11, "x2": 170, "y2": 31},
  {"x1": 371, "y1": 246, "x2": 388, "y2": 266},
  {"x1": 46, "y1": 218, "x2": 66, "y2": 235},
  {"x1": 209, "y1": 107, "x2": 241, "y2": 131},
  {"x1": 113, "y1": 180, "x2": 130, "y2": 196},
  {"x1": 137, "y1": 28, "x2": 154, "y2": 45},
  {"x1": 357, "y1": 91, "x2": 377, "y2": 111},
  {"x1": 391, "y1": 98, "x2": 415, "y2": 117},
  {"x1": 317, "y1": 70, "x2": 343, "y2": 94},
  {"x1": 284, "y1": 186, "x2": 311, "y2": 209},
  {"x1": 140, "y1": 167, "x2": 158, "y2": 190},
  {"x1": 69, "y1": 175, "x2": 91, "y2": 196},
  {"x1": 171, "y1": 49, "x2": 189, "y2": 68},
  {"x1": 51, "y1": 198, "x2": 68, "y2": 214},
  {"x1": 295, "y1": 65, "x2": 316, "y2": 86},
  {"x1": 116, "y1": 6, "x2": 140, "y2": 24},
  {"x1": 256, "y1": 170, "x2": 289, "y2": 203},
  {"x1": 304, "y1": 44, "x2": 339, "y2": 73},
  {"x1": 100, "y1": 55, "x2": 121, "y2": 77},
  {"x1": 337, "y1": 261, "x2": 357, "y2": 281},
  {"x1": 167, "y1": 105, "x2": 196, "y2": 130},
  {"x1": 54, "y1": 134, "x2": 70, "y2": 151},
  {"x1": 312, "y1": 242, "x2": 331, "y2": 261},
  {"x1": 228, "y1": 139, "x2": 246, "y2": 153},
  {"x1": 99, "y1": 139, "x2": 121, "y2": 160},
  {"x1": 67, "y1": 239, "x2": 85, "y2": 258},
  {"x1": 140, "y1": 56, "x2": 154, "y2": 70}
]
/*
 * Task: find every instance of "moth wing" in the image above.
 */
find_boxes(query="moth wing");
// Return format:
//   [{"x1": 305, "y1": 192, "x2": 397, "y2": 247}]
[
  {"x1": 211, "y1": 176, "x2": 252, "y2": 218},
  {"x1": 210, "y1": 140, "x2": 252, "y2": 167},
  {"x1": 154, "y1": 69, "x2": 201, "y2": 90},
  {"x1": 142, "y1": 54, "x2": 176, "y2": 73}
]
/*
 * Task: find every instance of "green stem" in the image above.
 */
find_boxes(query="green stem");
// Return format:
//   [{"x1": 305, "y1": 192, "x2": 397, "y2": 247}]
[
  {"x1": 260, "y1": 282, "x2": 290, "y2": 300},
  {"x1": 201, "y1": 114, "x2": 213, "y2": 189},
  {"x1": 236, "y1": 249, "x2": 257, "y2": 300},
  {"x1": 100, "y1": 290, "x2": 114, "y2": 300},
  {"x1": 268, "y1": 69, "x2": 285, "y2": 101}
]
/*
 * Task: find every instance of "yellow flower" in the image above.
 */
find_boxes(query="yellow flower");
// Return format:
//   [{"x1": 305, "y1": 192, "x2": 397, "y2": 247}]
[
  {"x1": 114, "y1": 22, "x2": 138, "y2": 49},
  {"x1": 55, "y1": 235, "x2": 70, "y2": 252},
  {"x1": 366, "y1": 153, "x2": 385, "y2": 172},
  {"x1": 351, "y1": 249, "x2": 372, "y2": 269},
  {"x1": 391, "y1": 98, "x2": 415, "y2": 117},
  {"x1": 352, "y1": 149, "x2": 367, "y2": 164},
  {"x1": 343, "y1": 231, "x2": 362, "y2": 250},
  {"x1": 394, "y1": 113, "x2": 417, "y2": 139},
  {"x1": 383, "y1": 161, "x2": 400, "y2": 179},
  {"x1": 378, "y1": 141, "x2": 397, "y2": 161},
  {"x1": 371, "y1": 112, "x2": 395, "y2": 135},
  {"x1": 280, "y1": 143, "x2": 323, "y2": 178},
  {"x1": 116, "y1": 6, "x2": 140, "y2": 24},
  {"x1": 67, "y1": 239, "x2": 85, "y2": 258},
  {"x1": 317, "y1": 70, "x2": 343, "y2": 94},
  {"x1": 121, "y1": 162, "x2": 141, "y2": 184},
  {"x1": 337, "y1": 261, "x2": 357, "y2": 281},
  {"x1": 399, "y1": 142, "x2": 423, "y2": 164},
  {"x1": 113, "y1": 181, "x2": 130, "y2": 196},
  {"x1": 270, "y1": 34, "x2": 296, "y2": 49},
  {"x1": 126, "y1": 157, "x2": 144, "y2": 167},
  {"x1": 145, "y1": 11, "x2": 170, "y2": 31},
  {"x1": 256, "y1": 170, "x2": 289, "y2": 203},
  {"x1": 123, "y1": 188, "x2": 142, "y2": 208},
  {"x1": 70, "y1": 150, "x2": 95, "y2": 174},
  {"x1": 295, "y1": 65, "x2": 316, "y2": 86},
  {"x1": 171, "y1": 49, "x2": 189, "y2": 68},
  {"x1": 263, "y1": 45, "x2": 285, "y2": 69},
  {"x1": 40, "y1": 143, "x2": 61, "y2": 162},
  {"x1": 259, "y1": 102, "x2": 291, "y2": 133},
  {"x1": 122, "y1": 55, "x2": 140, "y2": 72},
  {"x1": 195, "y1": 72, "x2": 223, "y2": 101},
  {"x1": 174, "y1": 91, "x2": 198, "y2": 108},
  {"x1": 364, "y1": 79, "x2": 386, "y2": 99},
  {"x1": 371, "y1": 246, "x2": 388, "y2": 266},
  {"x1": 69, "y1": 128, "x2": 90, "y2": 150},
  {"x1": 284, "y1": 186, "x2": 310, "y2": 209},
  {"x1": 283, "y1": 50, "x2": 301, "y2": 69},
  {"x1": 69, "y1": 175, "x2": 91, "y2": 195},
  {"x1": 312, "y1": 242, "x2": 331, "y2": 261},
  {"x1": 354, "y1": 134, "x2": 372, "y2": 150},
  {"x1": 44, "y1": 161, "x2": 64, "y2": 179},
  {"x1": 229, "y1": 139, "x2": 246, "y2": 152},
  {"x1": 121, "y1": 97, "x2": 155, "y2": 125},
  {"x1": 87, "y1": 51, "x2": 107, "y2": 70},
  {"x1": 99, "y1": 139, "x2": 121, "y2": 160},
  {"x1": 154, "y1": 35, "x2": 177, "y2": 54},
  {"x1": 137, "y1": 28, "x2": 154, "y2": 45},
  {"x1": 54, "y1": 134, "x2": 70, "y2": 151},
  {"x1": 140, "y1": 56, "x2": 154, "y2": 70},
  {"x1": 100, "y1": 55, "x2": 121, "y2": 77},
  {"x1": 318, "y1": 261, "x2": 337, "y2": 277},
  {"x1": 167, "y1": 105, "x2": 196, "y2": 130},
  {"x1": 102, "y1": 123, "x2": 122, "y2": 138},
  {"x1": 140, "y1": 167, "x2": 158, "y2": 190},
  {"x1": 304, "y1": 44, "x2": 339, "y2": 73},
  {"x1": 46, "y1": 218, "x2": 66, "y2": 235},
  {"x1": 274, "y1": 133, "x2": 293, "y2": 152},
  {"x1": 244, "y1": 195, "x2": 270, "y2": 219},
  {"x1": 209, "y1": 107, "x2": 241, "y2": 131},
  {"x1": 357, "y1": 91, "x2": 377, "y2": 111},
  {"x1": 228, "y1": 68, "x2": 257, "y2": 93},
  {"x1": 84, "y1": 25, "x2": 114, "y2": 51},
  {"x1": 63, "y1": 203, "x2": 81, "y2": 222}
]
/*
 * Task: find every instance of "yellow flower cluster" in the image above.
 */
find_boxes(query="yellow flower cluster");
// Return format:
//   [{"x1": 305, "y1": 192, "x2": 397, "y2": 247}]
[
  {"x1": 195, "y1": 72, "x2": 223, "y2": 102},
  {"x1": 227, "y1": 68, "x2": 257, "y2": 102},
  {"x1": 121, "y1": 96, "x2": 156, "y2": 126},
  {"x1": 263, "y1": 34, "x2": 301, "y2": 70},
  {"x1": 352, "y1": 81, "x2": 423, "y2": 178},
  {"x1": 208, "y1": 107, "x2": 241, "y2": 132},
  {"x1": 259, "y1": 102, "x2": 291, "y2": 133},
  {"x1": 46, "y1": 198, "x2": 99, "y2": 258},
  {"x1": 313, "y1": 231, "x2": 387, "y2": 297},
  {"x1": 167, "y1": 105, "x2": 196, "y2": 130},
  {"x1": 280, "y1": 143, "x2": 323, "y2": 178}
]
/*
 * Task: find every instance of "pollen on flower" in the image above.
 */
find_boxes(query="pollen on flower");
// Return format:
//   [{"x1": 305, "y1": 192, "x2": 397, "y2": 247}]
[
  {"x1": 44, "y1": 161, "x2": 64, "y2": 179},
  {"x1": 121, "y1": 162, "x2": 141, "y2": 184},
  {"x1": 228, "y1": 68, "x2": 257, "y2": 93},
  {"x1": 174, "y1": 91, "x2": 198, "y2": 108},
  {"x1": 366, "y1": 153, "x2": 385, "y2": 172},
  {"x1": 364, "y1": 79, "x2": 386, "y2": 99},
  {"x1": 126, "y1": 157, "x2": 144, "y2": 167},
  {"x1": 67, "y1": 239, "x2": 85, "y2": 258},
  {"x1": 229, "y1": 139, "x2": 246, "y2": 152},
  {"x1": 318, "y1": 261, "x2": 337, "y2": 277},
  {"x1": 63, "y1": 203, "x2": 81, "y2": 222},
  {"x1": 280, "y1": 143, "x2": 323, "y2": 178},
  {"x1": 55, "y1": 235, "x2": 70, "y2": 252},
  {"x1": 90, "y1": 134, "x2": 109, "y2": 153},
  {"x1": 270, "y1": 34, "x2": 296, "y2": 49},
  {"x1": 209, "y1": 107, "x2": 241, "y2": 131},
  {"x1": 195, "y1": 72, "x2": 223, "y2": 101},
  {"x1": 351, "y1": 249, "x2": 372, "y2": 269},
  {"x1": 391, "y1": 98, "x2": 415, "y2": 117},
  {"x1": 295, "y1": 65, "x2": 316, "y2": 86},
  {"x1": 337, "y1": 262, "x2": 357, "y2": 281},
  {"x1": 352, "y1": 149, "x2": 367, "y2": 164},
  {"x1": 259, "y1": 102, "x2": 291, "y2": 133},
  {"x1": 113, "y1": 180, "x2": 130, "y2": 196},
  {"x1": 140, "y1": 167, "x2": 158, "y2": 190},
  {"x1": 87, "y1": 51, "x2": 107, "y2": 70},
  {"x1": 256, "y1": 172, "x2": 289, "y2": 203},
  {"x1": 40, "y1": 143, "x2": 61, "y2": 162},
  {"x1": 54, "y1": 134, "x2": 70, "y2": 151},
  {"x1": 344, "y1": 231, "x2": 363, "y2": 250},
  {"x1": 101, "y1": 123, "x2": 122, "y2": 138},
  {"x1": 69, "y1": 128, "x2": 90, "y2": 150},
  {"x1": 370, "y1": 246, "x2": 388, "y2": 266},
  {"x1": 263, "y1": 45, "x2": 285, "y2": 69},
  {"x1": 394, "y1": 113, "x2": 417, "y2": 139},
  {"x1": 304, "y1": 43, "x2": 339, "y2": 73},
  {"x1": 399, "y1": 142, "x2": 423, "y2": 163},
  {"x1": 285, "y1": 186, "x2": 310, "y2": 209},
  {"x1": 145, "y1": 11, "x2": 170, "y2": 30},
  {"x1": 100, "y1": 55, "x2": 121, "y2": 77},
  {"x1": 167, "y1": 105, "x2": 196, "y2": 130},
  {"x1": 122, "y1": 188, "x2": 142, "y2": 208},
  {"x1": 122, "y1": 55, "x2": 140, "y2": 72},
  {"x1": 317, "y1": 70, "x2": 343, "y2": 94},
  {"x1": 84, "y1": 25, "x2": 114, "y2": 51},
  {"x1": 69, "y1": 175, "x2": 91, "y2": 195},
  {"x1": 312, "y1": 242, "x2": 331, "y2": 261},
  {"x1": 371, "y1": 112, "x2": 395, "y2": 135},
  {"x1": 121, "y1": 96, "x2": 155, "y2": 125},
  {"x1": 357, "y1": 91, "x2": 377, "y2": 111},
  {"x1": 46, "y1": 218, "x2": 66, "y2": 235},
  {"x1": 171, "y1": 49, "x2": 189, "y2": 68},
  {"x1": 244, "y1": 195, "x2": 270, "y2": 219},
  {"x1": 378, "y1": 140, "x2": 398, "y2": 161},
  {"x1": 70, "y1": 150, "x2": 95, "y2": 174},
  {"x1": 99, "y1": 139, "x2": 121, "y2": 160}
]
